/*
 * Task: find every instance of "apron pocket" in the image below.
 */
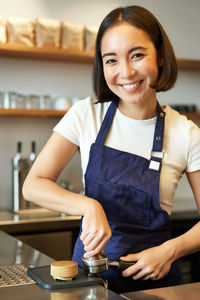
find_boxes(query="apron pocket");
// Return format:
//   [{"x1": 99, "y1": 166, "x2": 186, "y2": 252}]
[{"x1": 85, "y1": 175, "x2": 151, "y2": 226}]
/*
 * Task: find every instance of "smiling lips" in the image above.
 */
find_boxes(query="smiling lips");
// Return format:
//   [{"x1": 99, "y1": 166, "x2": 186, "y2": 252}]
[{"x1": 120, "y1": 80, "x2": 143, "y2": 91}]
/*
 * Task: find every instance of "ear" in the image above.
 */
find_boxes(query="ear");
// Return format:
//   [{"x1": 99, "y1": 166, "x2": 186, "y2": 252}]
[{"x1": 158, "y1": 56, "x2": 164, "y2": 67}]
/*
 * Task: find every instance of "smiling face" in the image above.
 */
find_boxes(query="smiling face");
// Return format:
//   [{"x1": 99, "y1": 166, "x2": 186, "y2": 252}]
[{"x1": 101, "y1": 21, "x2": 160, "y2": 118}]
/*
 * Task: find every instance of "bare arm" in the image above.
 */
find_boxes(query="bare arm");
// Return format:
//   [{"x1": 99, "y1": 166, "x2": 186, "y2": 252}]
[
  {"x1": 23, "y1": 131, "x2": 84, "y2": 215},
  {"x1": 122, "y1": 170, "x2": 200, "y2": 280},
  {"x1": 23, "y1": 132, "x2": 111, "y2": 255},
  {"x1": 170, "y1": 170, "x2": 200, "y2": 258}
]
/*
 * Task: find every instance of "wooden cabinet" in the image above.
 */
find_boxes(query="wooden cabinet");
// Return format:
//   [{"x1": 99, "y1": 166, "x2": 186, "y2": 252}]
[
  {"x1": 15, "y1": 231, "x2": 73, "y2": 260},
  {"x1": 171, "y1": 211, "x2": 200, "y2": 284},
  {"x1": 0, "y1": 213, "x2": 81, "y2": 261}
]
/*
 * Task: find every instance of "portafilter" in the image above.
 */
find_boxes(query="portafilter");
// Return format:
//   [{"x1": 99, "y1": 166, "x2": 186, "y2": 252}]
[{"x1": 82, "y1": 254, "x2": 135, "y2": 276}]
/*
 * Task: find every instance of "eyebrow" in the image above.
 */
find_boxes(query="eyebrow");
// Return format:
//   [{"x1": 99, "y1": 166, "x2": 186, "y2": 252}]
[{"x1": 102, "y1": 46, "x2": 147, "y2": 58}]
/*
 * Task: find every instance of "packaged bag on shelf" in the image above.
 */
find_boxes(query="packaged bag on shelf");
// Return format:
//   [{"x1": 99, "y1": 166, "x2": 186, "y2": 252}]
[
  {"x1": 0, "y1": 18, "x2": 7, "y2": 44},
  {"x1": 35, "y1": 18, "x2": 61, "y2": 48},
  {"x1": 61, "y1": 21, "x2": 84, "y2": 51},
  {"x1": 84, "y1": 25, "x2": 98, "y2": 51},
  {"x1": 7, "y1": 17, "x2": 35, "y2": 47}
]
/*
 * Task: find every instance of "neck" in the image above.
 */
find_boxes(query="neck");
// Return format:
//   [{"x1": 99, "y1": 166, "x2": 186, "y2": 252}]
[{"x1": 118, "y1": 99, "x2": 157, "y2": 120}]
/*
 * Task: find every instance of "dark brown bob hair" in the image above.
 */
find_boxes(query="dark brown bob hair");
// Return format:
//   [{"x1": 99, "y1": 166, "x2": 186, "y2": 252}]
[{"x1": 93, "y1": 5, "x2": 177, "y2": 102}]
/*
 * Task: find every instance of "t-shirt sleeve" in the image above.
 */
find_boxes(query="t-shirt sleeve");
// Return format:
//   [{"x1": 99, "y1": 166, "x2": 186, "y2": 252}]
[
  {"x1": 53, "y1": 97, "x2": 90, "y2": 146},
  {"x1": 186, "y1": 120, "x2": 200, "y2": 172}
]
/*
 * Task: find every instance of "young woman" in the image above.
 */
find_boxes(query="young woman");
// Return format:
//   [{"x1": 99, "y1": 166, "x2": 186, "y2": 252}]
[{"x1": 23, "y1": 5, "x2": 200, "y2": 293}]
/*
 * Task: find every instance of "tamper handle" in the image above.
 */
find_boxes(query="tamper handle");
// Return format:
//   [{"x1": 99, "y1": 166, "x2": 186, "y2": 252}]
[{"x1": 119, "y1": 259, "x2": 135, "y2": 271}]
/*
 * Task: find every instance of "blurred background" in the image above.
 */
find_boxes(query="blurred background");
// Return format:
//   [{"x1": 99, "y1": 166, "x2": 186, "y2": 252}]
[{"x1": 0, "y1": 0, "x2": 199, "y2": 212}]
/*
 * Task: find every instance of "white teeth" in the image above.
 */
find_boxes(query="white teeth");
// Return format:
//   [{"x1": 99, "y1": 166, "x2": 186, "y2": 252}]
[{"x1": 123, "y1": 82, "x2": 140, "y2": 89}]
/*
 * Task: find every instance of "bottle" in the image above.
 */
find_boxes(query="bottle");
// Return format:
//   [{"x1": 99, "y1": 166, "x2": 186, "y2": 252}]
[
  {"x1": 12, "y1": 142, "x2": 29, "y2": 212},
  {"x1": 30, "y1": 141, "x2": 36, "y2": 166},
  {"x1": 27, "y1": 141, "x2": 38, "y2": 209}
]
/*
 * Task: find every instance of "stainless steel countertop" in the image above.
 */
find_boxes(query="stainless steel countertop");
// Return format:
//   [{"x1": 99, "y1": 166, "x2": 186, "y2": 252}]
[
  {"x1": 124, "y1": 282, "x2": 200, "y2": 299},
  {"x1": 0, "y1": 229, "x2": 53, "y2": 267},
  {"x1": 0, "y1": 209, "x2": 81, "y2": 234},
  {"x1": 0, "y1": 283, "x2": 122, "y2": 300},
  {"x1": 0, "y1": 230, "x2": 123, "y2": 299},
  {"x1": 1, "y1": 212, "x2": 200, "y2": 299},
  {"x1": 0, "y1": 209, "x2": 81, "y2": 225},
  {"x1": 1, "y1": 209, "x2": 199, "y2": 236},
  {"x1": 1, "y1": 209, "x2": 199, "y2": 225}
]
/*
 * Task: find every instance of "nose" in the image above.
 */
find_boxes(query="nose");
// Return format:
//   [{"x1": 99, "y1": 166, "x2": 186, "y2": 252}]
[{"x1": 120, "y1": 61, "x2": 135, "y2": 78}]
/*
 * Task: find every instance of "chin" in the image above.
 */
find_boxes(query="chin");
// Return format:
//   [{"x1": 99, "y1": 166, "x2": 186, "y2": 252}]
[{"x1": 120, "y1": 98, "x2": 143, "y2": 105}]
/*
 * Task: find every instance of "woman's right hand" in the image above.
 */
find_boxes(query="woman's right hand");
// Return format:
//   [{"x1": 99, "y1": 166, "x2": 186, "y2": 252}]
[{"x1": 80, "y1": 198, "x2": 112, "y2": 258}]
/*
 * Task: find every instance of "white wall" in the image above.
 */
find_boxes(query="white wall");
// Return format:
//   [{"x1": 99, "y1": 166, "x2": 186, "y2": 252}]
[{"x1": 0, "y1": 0, "x2": 200, "y2": 211}]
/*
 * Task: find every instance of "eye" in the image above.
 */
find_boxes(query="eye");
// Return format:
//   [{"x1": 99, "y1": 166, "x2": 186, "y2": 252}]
[
  {"x1": 131, "y1": 53, "x2": 145, "y2": 60},
  {"x1": 105, "y1": 58, "x2": 116, "y2": 65}
]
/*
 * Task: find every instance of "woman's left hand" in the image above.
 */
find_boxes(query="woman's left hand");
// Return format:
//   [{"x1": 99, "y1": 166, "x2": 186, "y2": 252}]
[{"x1": 121, "y1": 242, "x2": 174, "y2": 281}]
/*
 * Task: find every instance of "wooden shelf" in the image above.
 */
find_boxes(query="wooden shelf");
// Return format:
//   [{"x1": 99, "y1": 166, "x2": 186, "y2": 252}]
[
  {"x1": 0, "y1": 108, "x2": 199, "y2": 121},
  {"x1": 0, "y1": 44, "x2": 199, "y2": 120},
  {"x1": 0, "y1": 44, "x2": 200, "y2": 69},
  {"x1": 177, "y1": 59, "x2": 200, "y2": 70},
  {"x1": 0, "y1": 44, "x2": 94, "y2": 63},
  {"x1": 181, "y1": 112, "x2": 200, "y2": 121},
  {"x1": 0, "y1": 108, "x2": 66, "y2": 118}
]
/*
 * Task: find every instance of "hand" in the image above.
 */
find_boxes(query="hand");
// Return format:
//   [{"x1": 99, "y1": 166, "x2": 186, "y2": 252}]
[
  {"x1": 80, "y1": 198, "x2": 112, "y2": 258},
  {"x1": 121, "y1": 242, "x2": 174, "y2": 281}
]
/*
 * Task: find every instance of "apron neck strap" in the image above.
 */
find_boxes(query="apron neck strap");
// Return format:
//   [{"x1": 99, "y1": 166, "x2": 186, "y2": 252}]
[
  {"x1": 95, "y1": 100, "x2": 165, "y2": 152},
  {"x1": 148, "y1": 102, "x2": 165, "y2": 171},
  {"x1": 95, "y1": 100, "x2": 118, "y2": 145},
  {"x1": 151, "y1": 102, "x2": 165, "y2": 153}
]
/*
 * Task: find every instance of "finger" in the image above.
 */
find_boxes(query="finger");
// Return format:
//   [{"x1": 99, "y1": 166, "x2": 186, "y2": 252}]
[
  {"x1": 122, "y1": 263, "x2": 141, "y2": 277},
  {"x1": 142, "y1": 273, "x2": 157, "y2": 281},
  {"x1": 132, "y1": 267, "x2": 153, "y2": 280},
  {"x1": 84, "y1": 238, "x2": 108, "y2": 258},
  {"x1": 84, "y1": 235, "x2": 103, "y2": 251},
  {"x1": 82, "y1": 233, "x2": 98, "y2": 247},
  {"x1": 120, "y1": 254, "x2": 138, "y2": 261},
  {"x1": 80, "y1": 228, "x2": 98, "y2": 243},
  {"x1": 83, "y1": 228, "x2": 109, "y2": 249},
  {"x1": 84, "y1": 249, "x2": 100, "y2": 258},
  {"x1": 80, "y1": 231, "x2": 89, "y2": 241}
]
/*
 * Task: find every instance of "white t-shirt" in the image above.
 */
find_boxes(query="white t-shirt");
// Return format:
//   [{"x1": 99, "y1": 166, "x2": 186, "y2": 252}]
[{"x1": 54, "y1": 97, "x2": 200, "y2": 215}]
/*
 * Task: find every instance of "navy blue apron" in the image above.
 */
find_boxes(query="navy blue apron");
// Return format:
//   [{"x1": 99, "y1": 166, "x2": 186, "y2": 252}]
[{"x1": 72, "y1": 100, "x2": 182, "y2": 293}]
